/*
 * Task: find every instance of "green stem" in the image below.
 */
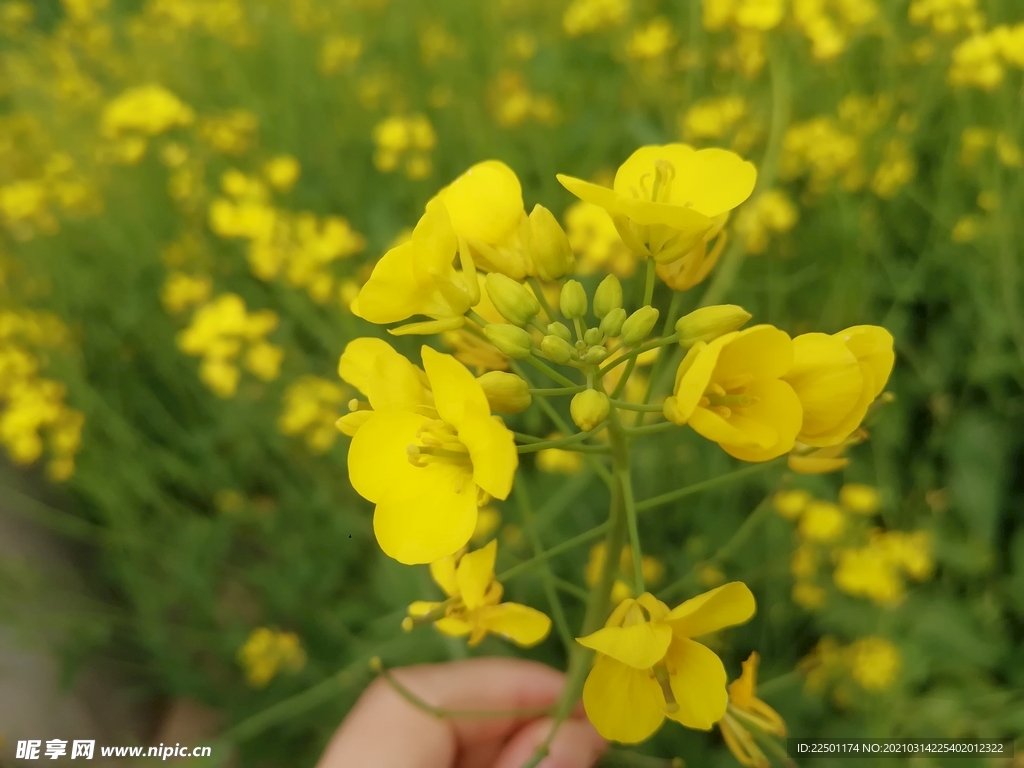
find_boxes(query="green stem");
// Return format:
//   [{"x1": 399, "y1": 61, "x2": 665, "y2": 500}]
[
  {"x1": 610, "y1": 357, "x2": 638, "y2": 400},
  {"x1": 642, "y1": 258, "x2": 657, "y2": 306},
  {"x1": 525, "y1": 353, "x2": 579, "y2": 388},
  {"x1": 609, "y1": 400, "x2": 664, "y2": 412},
  {"x1": 497, "y1": 522, "x2": 610, "y2": 582},
  {"x1": 623, "y1": 420, "x2": 674, "y2": 438},
  {"x1": 635, "y1": 459, "x2": 782, "y2": 513},
  {"x1": 633, "y1": 292, "x2": 684, "y2": 427},
  {"x1": 515, "y1": 484, "x2": 574, "y2": 651},
  {"x1": 515, "y1": 427, "x2": 608, "y2": 454},
  {"x1": 553, "y1": 577, "x2": 590, "y2": 601},
  {"x1": 528, "y1": 276, "x2": 557, "y2": 323},
  {"x1": 521, "y1": 413, "x2": 631, "y2": 768},
  {"x1": 375, "y1": 661, "x2": 554, "y2": 719},
  {"x1": 529, "y1": 385, "x2": 587, "y2": 396},
  {"x1": 598, "y1": 334, "x2": 679, "y2": 376},
  {"x1": 610, "y1": 408, "x2": 645, "y2": 594}
]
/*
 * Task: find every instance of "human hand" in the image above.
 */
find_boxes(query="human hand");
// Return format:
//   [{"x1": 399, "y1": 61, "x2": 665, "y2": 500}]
[{"x1": 317, "y1": 657, "x2": 606, "y2": 768}]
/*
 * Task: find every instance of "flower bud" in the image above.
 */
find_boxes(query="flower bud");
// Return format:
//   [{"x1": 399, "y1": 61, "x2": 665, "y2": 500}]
[
  {"x1": 547, "y1": 322, "x2": 572, "y2": 342},
  {"x1": 477, "y1": 371, "x2": 532, "y2": 414},
  {"x1": 541, "y1": 334, "x2": 576, "y2": 364},
  {"x1": 560, "y1": 280, "x2": 588, "y2": 320},
  {"x1": 570, "y1": 389, "x2": 609, "y2": 431},
  {"x1": 485, "y1": 273, "x2": 541, "y2": 327},
  {"x1": 583, "y1": 327, "x2": 604, "y2": 346},
  {"x1": 528, "y1": 204, "x2": 575, "y2": 280},
  {"x1": 582, "y1": 345, "x2": 608, "y2": 364},
  {"x1": 599, "y1": 307, "x2": 627, "y2": 337},
  {"x1": 593, "y1": 275, "x2": 623, "y2": 319},
  {"x1": 484, "y1": 324, "x2": 534, "y2": 359},
  {"x1": 620, "y1": 306, "x2": 660, "y2": 345},
  {"x1": 675, "y1": 305, "x2": 751, "y2": 347}
]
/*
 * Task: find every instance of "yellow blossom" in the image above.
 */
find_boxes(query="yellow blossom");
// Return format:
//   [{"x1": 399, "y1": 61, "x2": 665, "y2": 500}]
[
  {"x1": 773, "y1": 489, "x2": 811, "y2": 520},
  {"x1": 838, "y1": 483, "x2": 880, "y2": 514},
  {"x1": 664, "y1": 325, "x2": 801, "y2": 462},
  {"x1": 161, "y1": 272, "x2": 211, "y2": 314},
  {"x1": 584, "y1": 543, "x2": 665, "y2": 604},
  {"x1": 562, "y1": 0, "x2": 629, "y2": 37},
  {"x1": 833, "y1": 544, "x2": 903, "y2": 605},
  {"x1": 565, "y1": 201, "x2": 638, "y2": 278},
  {"x1": 847, "y1": 636, "x2": 899, "y2": 690},
  {"x1": 578, "y1": 583, "x2": 756, "y2": 743},
  {"x1": 237, "y1": 627, "x2": 306, "y2": 688},
  {"x1": 736, "y1": 189, "x2": 799, "y2": 254},
  {"x1": 406, "y1": 540, "x2": 551, "y2": 646},
  {"x1": 719, "y1": 652, "x2": 787, "y2": 768},
  {"x1": 680, "y1": 96, "x2": 747, "y2": 142},
  {"x1": 100, "y1": 84, "x2": 194, "y2": 139},
  {"x1": 792, "y1": 582, "x2": 826, "y2": 609},
  {"x1": 264, "y1": 155, "x2": 300, "y2": 191},
  {"x1": 871, "y1": 139, "x2": 916, "y2": 199},
  {"x1": 798, "y1": 500, "x2": 846, "y2": 542},
  {"x1": 335, "y1": 337, "x2": 431, "y2": 437},
  {"x1": 558, "y1": 144, "x2": 756, "y2": 265},
  {"x1": 625, "y1": 18, "x2": 676, "y2": 61},
  {"x1": 347, "y1": 347, "x2": 517, "y2": 564},
  {"x1": 200, "y1": 109, "x2": 258, "y2": 155}
]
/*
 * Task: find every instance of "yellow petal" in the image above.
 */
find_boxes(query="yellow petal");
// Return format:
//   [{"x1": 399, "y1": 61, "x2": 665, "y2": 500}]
[
  {"x1": 437, "y1": 160, "x2": 524, "y2": 245},
  {"x1": 836, "y1": 325, "x2": 894, "y2": 399},
  {"x1": 456, "y1": 540, "x2": 498, "y2": 610},
  {"x1": 411, "y1": 198, "x2": 461, "y2": 287},
  {"x1": 556, "y1": 174, "x2": 624, "y2": 215},
  {"x1": 336, "y1": 410, "x2": 372, "y2": 437},
  {"x1": 347, "y1": 411, "x2": 429, "y2": 503},
  {"x1": 788, "y1": 453, "x2": 849, "y2": 474},
  {"x1": 389, "y1": 317, "x2": 466, "y2": 336},
  {"x1": 460, "y1": 412, "x2": 518, "y2": 500},
  {"x1": 436, "y1": 616, "x2": 473, "y2": 637},
  {"x1": 577, "y1": 622, "x2": 673, "y2": 669},
  {"x1": 636, "y1": 591, "x2": 672, "y2": 622},
  {"x1": 784, "y1": 333, "x2": 863, "y2": 445},
  {"x1": 373, "y1": 462, "x2": 478, "y2": 564},
  {"x1": 670, "y1": 340, "x2": 723, "y2": 423},
  {"x1": 476, "y1": 602, "x2": 552, "y2": 647},
  {"x1": 338, "y1": 338, "x2": 430, "y2": 412},
  {"x1": 421, "y1": 346, "x2": 490, "y2": 430},
  {"x1": 354, "y1": 242, "x2": 444, "y2": 324},
  {"x1": 582, "y1": 655, "x2": 666, "y2": 744},
  {"x1": 429, "y1": 556, "x2": 459, "y2": 598},
  {"x1": 665, "y1": 582, "x2": 756, "y2": 638},
  {"x1": 713, "y1": 325, "x2": 792, "y2": 387},
  {"x1": 689, "y1": 406, "x2": 765, "y2": 449},
  {"x1": 663, "y1": 636, "x2": 728, "y2": 730},
  {"x1": 408, "y1": 600, "x2": 444, "y2": 617},
  {"x1": 718, "y1": 379, "x2": 802, "y2": 462}
]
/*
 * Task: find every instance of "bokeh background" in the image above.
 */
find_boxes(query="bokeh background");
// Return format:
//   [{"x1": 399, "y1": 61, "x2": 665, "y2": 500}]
[{"x1": 0, "y1": 0, "x2": 1022, "y2": 765}]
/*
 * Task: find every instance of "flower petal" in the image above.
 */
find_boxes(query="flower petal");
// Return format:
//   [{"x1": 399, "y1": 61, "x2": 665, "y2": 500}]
[
  {"x1": 476, "y1": 602, "x2": 552, "y2": 647},
  {"x1": 713, "y1": 325, "x2": 793, "y2": 387},
  {"x1": 557, "y1": 174, "x2": 624, "y2": 214},
  {"x1": 577, "y1": 622, "x2": 673, "y2": 669},
  {"x1": 836, "y1": 325, "x2": 894, "y2": 399},
  {"x1": 665, "y1": 582, "x2": 756, "y2": 638},
  {"x1": 338, "y1": 338, "x2": 431, "y2": 412},
  {"x1": 354, "y1": 242, "x2": 442, "y2": 324},
  {"x1": 460, "y1": 413, "x2": 518, "y2": 500},
  {"x1": 411, "y1": 198, "x2": 461, "y2": 287},
  {"x1": 421, "y1": 346, "x2": 490, "y2": 430},
  {"x1": 785, "y1": 333, "x2": 863, "y2": 445},
  {"x1": 718, "y1": 379, "x2": 802, "y2": 462},
  {"x1": 437, "y1": 160, "x2": 524, "y2": 245},
  {"x1": 582, "y1": 655, "x2": 666, "y2": 744},
  {"x1": 669, "y1": 340, "x2": 724, "y2": 424},
  {"x1": 429, "y1": 556, "x2": 459, "y2": 598},
  {"x1": 456, "y1": 539, "x2": 497, "y2": 610},
  {"x1": 347, "y1": 411, "x2": 429, "y2": 503},
  {"x1": 373, "y1": 462, "x2": 478, "y2": 564},
  {"x1": 664, "y1": 637, "x2": 728, "y2": 730}
]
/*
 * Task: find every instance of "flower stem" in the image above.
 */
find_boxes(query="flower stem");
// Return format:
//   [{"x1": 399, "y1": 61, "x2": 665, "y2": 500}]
[
  {"x1": 622, "y1": 420, "x2": 674, "y2": 438},
  {"x1": 610, "y1": 407, "x2": 645, "y2": 594},
  {"x1": 635, "y1": 459, "x2": 783, "y2": 513},
  {"x1": 609, "y1": 399, "x2": 664, "y2": 412},
  {"x1": 642, "y1": 258, "x2": 657, "y2": 306},
  {"x1": 598, "y1": 333, "x2": 680, "y2": 376},
  {"x1": 521, "y1": 411, "x2": 631, "y2": 768},
  {"x1": 525, "y1": 353, "x2": 579, "y2": 388},
  {"x1": 529, "y1": 385, "x2": 587, "y2": 396},
  {"x1": 633, "y1": 291, "x2": 684, "y2": 427},
  {"x1": 528, "y1": 276, "x2": 557, "y2": 323},
  {"x1": 515, "y1": 427, "x2": 608, "y2": 454}
]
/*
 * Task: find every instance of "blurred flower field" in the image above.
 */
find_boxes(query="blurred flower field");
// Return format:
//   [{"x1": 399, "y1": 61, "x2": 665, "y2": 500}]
[{"x1": 0, "y1": 0, "x2": 1022, "y2": 765}]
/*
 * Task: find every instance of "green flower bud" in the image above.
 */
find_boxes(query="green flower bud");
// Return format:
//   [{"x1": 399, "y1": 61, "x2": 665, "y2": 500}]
[
  {"x1": 560, "y1": 280, "x2": 588, "y2": 320},
  {"x1": 593, "y1": 275, "x2": 623, "y2": 319},
  {"x1": 477, "y1": 371, "x2": 532, "y2": 414},
  {"x1": 620, "y1": 306, "x2": 660, "y2": 345},
  {"x1": 581, "y1": 345, "x2": 608, "y2": 364},
  {"x1": 541, "y1": 334, "x2": 576, "y2": 364},
  {"x1": 484, "y1": 324, "x2": 534, "y2": 359},
  {"x1": 599, "y1": 307, "x2": 627, "y2": 337},
  {"x1": 547, "y1": 322, "x2": 572, "y2": 342},
  {"x1": 528, "y1": 204, "x2": 575, "y2": 281},
  {"x1": 485, "y1": 273, "x2": 541, "y2": 327},
  {"x1": 570, "y1": 389, "x2": 609, "y2": 432},
  {"x1": 583, "y1": 327, "x2": 604, "y2": 346},
  {"x1": 675, "y1": 305, "x2": 752, "y2": 346}
]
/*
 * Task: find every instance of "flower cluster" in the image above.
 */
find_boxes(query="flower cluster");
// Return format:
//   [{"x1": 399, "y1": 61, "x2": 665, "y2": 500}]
[
  {"x1": 278, "y1": 376, "x2": 348, "y2": 454},
  {"x1": 371, "y1": 114, "x2": 437, "y2": 179},
  {"x1": 800, "y1": 635, "x2": 901, "y2": 696},
  {"x1": 176, "y1": 294, "x2": 283, "y2": 398},
  {"x1": 237, "y1": 627, "x2": 306, "y2": 688}
]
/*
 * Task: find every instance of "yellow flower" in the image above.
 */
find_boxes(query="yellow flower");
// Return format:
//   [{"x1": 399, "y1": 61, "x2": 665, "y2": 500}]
[
  {"x1": 406, "y1": 540, "x2": 551, "y2": 646},
  {"x1": 263, "y1": 155, "x2": 300, "y2": 191},
  {"x1": 584, "y1": 543, "x2": 665, "y2": 604},
  {"x1": 237, "y1": 627, "x2": 306, "y2": 688},
  {"x1": 335, "y1": 337, "x2": 431, "y2": 436},
  {"x1": 351, "y1": 199, "x2": 480, "y2": 335},
  {"x1": 792, "y1": 582, "x2": 826, "y2": 609},
  {"x1": 783, "y1": 326, "x2": 893, "y2": 448},
  {"x1": 838, "y1": 483, "x2": 880, "y2": 514},
  {"x1": 160, "y1": 272, "x2": 211, "y2": 314},
  {"x1": 798, "y1": 500, "x2": 846, "y2": 542},
  {"x1": 847, "y1": 636, "x2": 899, "y2": 690},
  {"x1": 577, "y1": 583, "x2": 756, "y2": 743},
  {"x1": 562, "y1": 0, "x2": 629, "y2": 37},
  {"x1": 833, "y1": 545, "x2": 903, "y2": 605},
  {"x1": 347, "y1": 347, "x2": 517, "y2": 564},
  {"x1": 565, "y1": 200, "x2": 638, "y2": 278},
  {"x1": 100, "y1": 84, "x2": 195, "y2": 139},
  {"x1": 558, "y1": 144, "x2": 756, "y2": 265},
  {"x1": 772, "y1": 489, "x2": 811, "y2": 520},
  {"x1": 719, "y1": 652, "x2": 786, "y2": 768},
  {"x1": 279, "y1": 376, "x2": 347, "y2": 453},
  {"x1": 664, "y1": 325, "x2": 801, "y2": 462}
]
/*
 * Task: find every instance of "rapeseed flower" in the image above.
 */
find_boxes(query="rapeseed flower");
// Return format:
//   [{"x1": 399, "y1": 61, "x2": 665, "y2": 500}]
[
  {"x1": 578, "y1": 583, "x2": 755, "y2": 743},
  {"x1": 584, "y1": 543, "x2": 665, "y2": 604},
  {"x1": 557, "y1": 144, "x2": 756, "y2": 265},
  {"x1": 279, "y1": 376, "x2": 347, "y2": 453},
  {"x1": 352, "y1": 198, "x2": 480, "y2": 335},
  {"x1": 237, "y1": 627, "x2": 306, "y2": 688},
  {"x1": 347, "y1": 347, "x2": 517, "y2": 564},
  {"x1": 335, "y1": 337, "x2": 431, "y2": 436},
  {"x1": 663, "y1": 325, "x2": 801, "y2": 462},
  {"x1": 719, "y1": 652, "x2": 786, "y2": 768},
  {"x1": 405, "y1": 540, "x2": 551, "y2": 647}
]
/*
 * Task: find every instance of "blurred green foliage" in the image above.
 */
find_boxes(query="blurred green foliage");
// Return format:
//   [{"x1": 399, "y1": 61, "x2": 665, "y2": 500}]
[{"x1": 0, "y1": 0, "x2": 1022, "y2": 765}]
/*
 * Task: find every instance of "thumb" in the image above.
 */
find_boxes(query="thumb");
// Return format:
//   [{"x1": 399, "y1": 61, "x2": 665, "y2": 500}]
[{"x1": 492, "y1": 717, "x2": 606, "y2": 768}]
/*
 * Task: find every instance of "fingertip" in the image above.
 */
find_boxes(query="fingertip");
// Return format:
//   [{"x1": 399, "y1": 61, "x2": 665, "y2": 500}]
[{"x1": 493, "y1": 717, "x2": 606, "y2": 768}]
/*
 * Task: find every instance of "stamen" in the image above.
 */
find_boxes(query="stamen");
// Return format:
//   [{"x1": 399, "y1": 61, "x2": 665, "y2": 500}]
[
  {"x1": 348, "y1": 399, "x2": 371, "y2": 412},
  {"x1": 652, "y1": 664, "x2": 679, "y2": 713}
]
